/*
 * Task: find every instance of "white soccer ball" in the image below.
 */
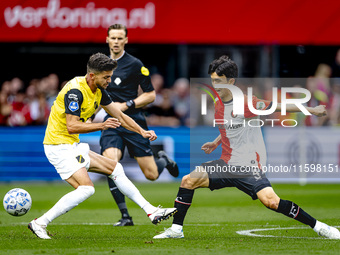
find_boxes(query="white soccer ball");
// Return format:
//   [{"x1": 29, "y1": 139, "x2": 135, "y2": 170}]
[{"x1": 3, "y1": 188, "x2": 32, "y2": 216}]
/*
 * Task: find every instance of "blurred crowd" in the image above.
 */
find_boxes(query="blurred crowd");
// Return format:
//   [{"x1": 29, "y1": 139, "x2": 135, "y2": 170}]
[
  {"x1": 0, "y1": 72, "x2": 191, "y2": 127},
  {"x1": 2, "y1": 49, "x2": 340, "y2": 127},
  {"x1": 0, "y1": 74, "x2": 63, "y2": 126}
]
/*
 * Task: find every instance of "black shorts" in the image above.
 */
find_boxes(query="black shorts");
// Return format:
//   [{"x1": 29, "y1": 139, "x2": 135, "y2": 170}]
[
  {"x1": 201, "y1": 159, "x2": 272, "y2": 200},
  {"x1": 100, "y1": 118, "x2": 152, "y2": 160}
]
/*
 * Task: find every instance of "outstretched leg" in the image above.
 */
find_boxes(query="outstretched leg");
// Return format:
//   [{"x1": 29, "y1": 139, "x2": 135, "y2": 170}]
[
  {"x1": 89, "y1": 151, "x2": 177, "y2": 225},
  {"x1": 103, "y1": 147, "x2": 134, "y2": 226},
  {"x1": 105, "y1": 147, "x2": 179, "y2": 226},
  {"x1": 257, "y1": 187, "x2": 340, "y2": 239}
]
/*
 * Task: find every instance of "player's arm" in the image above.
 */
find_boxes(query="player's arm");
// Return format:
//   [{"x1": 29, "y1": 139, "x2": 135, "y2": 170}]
[
  {"x1": 275, "y1": 103, "x2": 327, "y2": 117},
  {"x1": 116, "y1": 63, "x2": 156, "y2": 111},
  {"x1": 102, "y1": 102, "x2": 157, "y2": 141},
  {"x1": 133, "y1": 90, "x2": 156, "y2": 108},
  {"x1": 66, "y1": 114, "x2": 121, "y2": 134},
  {"x1": 64, "y1": 89, "x2": 120, "y2": 134},
  {"x1": 201, "y1": 135, "x2": 222, "y2": 154},
  {"x1": 114, "y1": 91, "x2": 156, "y2": 112},
  {"x1": 87, "y1": 105, "x2": 102, "y2": 123}
]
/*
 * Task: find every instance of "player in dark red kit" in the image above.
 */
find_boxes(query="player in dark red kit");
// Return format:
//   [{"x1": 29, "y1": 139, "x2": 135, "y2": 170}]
[{"x1": 153, "y1": 55, "x2": 340, "y2": 239}]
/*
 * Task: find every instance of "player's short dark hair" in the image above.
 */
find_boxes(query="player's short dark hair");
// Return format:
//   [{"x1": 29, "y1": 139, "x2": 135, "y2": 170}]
[
  {"x1": 107, "y1": 24, "x2": 128, "y2": 37},
  {"x1": 87, "y1": 53, "x2": 117, "y2": 74},
  {"x1": 208, "y1": 55, "x2": 238, "y2": 83}
]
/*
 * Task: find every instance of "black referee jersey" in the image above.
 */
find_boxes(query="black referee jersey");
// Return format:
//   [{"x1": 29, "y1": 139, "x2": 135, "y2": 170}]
[{"x1": 106, "y1": 52, "x2": 154, "y2": 119}]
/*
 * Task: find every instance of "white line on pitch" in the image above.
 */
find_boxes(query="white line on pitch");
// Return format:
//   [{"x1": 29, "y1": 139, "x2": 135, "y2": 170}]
[{"x1": 236, "y1": 226, "x2": 340, "y2": 239}]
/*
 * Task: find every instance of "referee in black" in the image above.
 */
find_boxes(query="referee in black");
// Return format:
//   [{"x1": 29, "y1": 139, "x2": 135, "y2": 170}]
[{"x1": 98, "y1": 24, "x2": 179, "y2": 227}]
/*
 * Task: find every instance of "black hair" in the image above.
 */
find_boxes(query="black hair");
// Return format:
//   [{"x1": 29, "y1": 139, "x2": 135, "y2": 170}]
[
  {"x1": 208, "y1": 55, "x2": 238, "y2": 83},
  {"x1": 87, "y1": 53, "x2": 117, "y2": 74}
]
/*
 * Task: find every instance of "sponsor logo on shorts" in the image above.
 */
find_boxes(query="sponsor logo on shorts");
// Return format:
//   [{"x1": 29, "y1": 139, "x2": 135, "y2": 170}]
[{"x1": 76, "y1": 155, "x2": 85, "y2": 163}]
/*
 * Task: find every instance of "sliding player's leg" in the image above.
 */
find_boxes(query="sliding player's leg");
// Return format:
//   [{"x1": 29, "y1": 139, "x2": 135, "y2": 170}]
[{"x1": 257, "y1": 187, "x2": 340, "y2": 239}]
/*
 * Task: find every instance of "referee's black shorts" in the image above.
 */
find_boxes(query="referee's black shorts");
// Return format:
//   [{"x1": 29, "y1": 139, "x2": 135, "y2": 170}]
[
  {"x1": 200, "y1": 159, "x2": 272, "y2": 200},
  {"x1": 100, "y1": 118, "x2": 152, "y2": 160}
]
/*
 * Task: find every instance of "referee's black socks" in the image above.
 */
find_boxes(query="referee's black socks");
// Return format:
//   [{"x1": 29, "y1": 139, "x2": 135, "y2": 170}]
[
  {"x1": 155, "y1": 158, "x2": 167, "y2": 177},
  {"x1": 275, "y1": 199, "x2": 316, "y2": 228},
  {"x1": 173, "y1": 187, "x2": 195, "y2": 226}
]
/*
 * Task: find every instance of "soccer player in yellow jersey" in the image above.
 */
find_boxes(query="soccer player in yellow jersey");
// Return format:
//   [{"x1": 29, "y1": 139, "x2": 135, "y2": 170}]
[{"x1": 28, "y1": 53, "x2": 177, "y2": 239}]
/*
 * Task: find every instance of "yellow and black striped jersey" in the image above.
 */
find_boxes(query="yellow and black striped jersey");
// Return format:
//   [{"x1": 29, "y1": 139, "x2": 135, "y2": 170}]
[{"x1": 43, "y1": 76, "x2": 111, "y2": 145}]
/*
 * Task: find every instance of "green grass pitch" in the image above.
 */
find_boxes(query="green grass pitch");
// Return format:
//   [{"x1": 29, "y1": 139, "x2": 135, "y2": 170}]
[{"x1": 1, "y1": 182, "x2": 339, "y2": 254}]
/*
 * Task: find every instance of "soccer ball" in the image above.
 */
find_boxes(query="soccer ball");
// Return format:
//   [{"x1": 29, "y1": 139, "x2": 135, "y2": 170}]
[{"x1": 3, "y1": 188, "x2": 32, "y2": 216}]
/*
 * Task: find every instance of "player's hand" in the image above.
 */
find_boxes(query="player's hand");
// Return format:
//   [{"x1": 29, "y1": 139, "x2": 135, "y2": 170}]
[
  {"x1": 142, "y1": 130, "x2": 157, "y2": 141},
  {"x1": 114, "y1": 102, "x2": 129, "y2": 112},
  {"x1": 201, "y1": 142, "x2": 218, "y2": 154},
  {"x1": 102, "y1": 118, "x2": 121, "y2": 130},
  {"x1": 312, "y1": 105, "x2": 327, "y2": 117}
]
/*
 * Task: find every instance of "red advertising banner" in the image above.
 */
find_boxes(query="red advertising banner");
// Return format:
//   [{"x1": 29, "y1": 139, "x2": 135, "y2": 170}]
[{"x1": 1, "y1": 0, "x2": 340, "y2": 45}]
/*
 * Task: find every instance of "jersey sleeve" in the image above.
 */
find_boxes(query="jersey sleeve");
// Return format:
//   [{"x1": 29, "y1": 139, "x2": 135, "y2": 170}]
[
  {"x1": 64, "y1": 89, "x2": 84, "y2": 117},
  {"x1": 244, "y1": 95, "x2": 272, "y2": 118},
  {"x1": 100, "y1": 89, "x2": 113, "y2": 106},
  {"x1": 134, "y1": 59, "x2": 154, "y2": 93}
]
